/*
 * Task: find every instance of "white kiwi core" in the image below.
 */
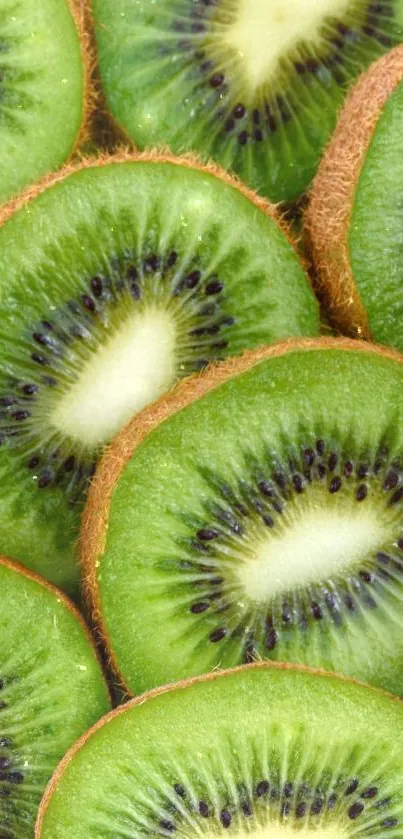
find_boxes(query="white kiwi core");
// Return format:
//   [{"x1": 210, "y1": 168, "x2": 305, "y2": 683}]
[
  {"x1": 222, "y1": 0, "x2": 352, "y2": 90},
  {"x1": 238, "y1": 493, "x2": 392, "y2": 603},
  {"x1": 50, "y1": 308, "x2": 177, "y2": 447}
]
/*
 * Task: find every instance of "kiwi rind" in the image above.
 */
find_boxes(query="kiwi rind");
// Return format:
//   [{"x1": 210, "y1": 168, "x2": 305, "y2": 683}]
[
  {"x1": 305, "y1": 45, "x2": 403, "y2": 338},
  {"x1": 0, "y1": 554, "x2": 110, "y2": 836},
  {"x1": 66, "y1": 0, "x2": 97, "y2": 153},
  {"x1": 0, "y1": 150, "x2": 318, "y2": 594},
  {"x1": 36, "y1": 661, "x2": 403, "y2": 838},
  {"x1": 81, "y1": 336, "x2": 403, "y2": 695},
  {"x1": 0, "y1": 149, "x2": 289, "y2": 230}
]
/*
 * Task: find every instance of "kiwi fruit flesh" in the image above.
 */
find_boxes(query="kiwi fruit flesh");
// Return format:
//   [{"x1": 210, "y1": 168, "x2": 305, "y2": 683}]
[
  {"x1": 306, "y1": 45, "x2": 403, "y2": 348},
  {"x1": 91, "y1": 0, "x2": 403, "y2": 203},
  {"x1": 0, "y1": 0, "x2": 85, "y2": 205},
  {"x1": 37, "y1": 662, "x2": 403, "y2": 838},
  {"x1": 0, "y1": 555, "x2": 110, "y2": 837},
  {"x1": 0, "y1": 153, "x2": 318, "y2": 595},
  {"x1": 82, "y1": 338, "x2": 403, "y2": 697}
]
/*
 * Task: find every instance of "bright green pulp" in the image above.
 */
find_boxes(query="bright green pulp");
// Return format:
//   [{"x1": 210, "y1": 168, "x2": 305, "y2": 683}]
[
  {"x1": 39, "y1": 665, "x2": 403, "y2": 839},
  {"x1": 349, "y1": 78, "x2": 403, "y2": 351},
  {"x1": 0, "y1": 0, "x2": 83, "y2": 204},
  {"x1": 97, "y1": 346, "x2": 403, "y2": 696},
  {"x1": 0, "y1": 559, "x2": 110, "y2": 838}
]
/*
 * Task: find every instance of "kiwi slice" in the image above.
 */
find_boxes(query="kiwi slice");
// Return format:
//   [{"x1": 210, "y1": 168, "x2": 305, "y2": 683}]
[
  {"x1": 37, "y1": 663, "x2": 403, "y2": 838},
  {"x1": 82, "y1": 337, "x2": 403, "y2": 696},
  {"x1": 91, "y1": 0, "x2": 403, "y2": 203},
  {"x1": 0, "y1": 153, "x2": 318, "y2": 594},
  {"x1": 306, "y1": 45, "x2": 403, "y2": 348},
  {"x1": 0, "y1": 0, "x2": 87, "y2": 205},
  {"x1": 0, "y1": 555, "x2": 110, "y2": 837}
]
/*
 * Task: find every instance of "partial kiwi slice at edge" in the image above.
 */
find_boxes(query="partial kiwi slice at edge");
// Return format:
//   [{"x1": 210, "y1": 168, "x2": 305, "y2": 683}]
[
  {"x1": 83, "y1": 337, "x2": 403, "y2": 696},
  {"x1": 0, "y1": 152, "x2": 318, "y2": 595},
  {"x1": 0, "y1": 0, "x2": 87, "y2": 205},
  {"x1": 37, "y1": 662, "x2": 403, "y2": 839},
  {"x1": 91, "y1": 0, "x2": 403, "y2": 202},
  {"x1": 306, "y1": 45, "x2": 403, "y2": 347},
  {"x1": 0, "y1": 555, "x2": 110, "y2": 838}
]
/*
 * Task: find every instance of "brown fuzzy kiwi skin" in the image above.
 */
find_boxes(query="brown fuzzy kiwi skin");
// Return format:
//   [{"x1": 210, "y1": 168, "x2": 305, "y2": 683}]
[
  {"x1": 35, "y1": 658, "x2": 403, "y2": 838},
  {"x1": 0, "y1": 148, "x2": 296, "y2": 252},
  {"x1": 0, "y1": 554, "x2": 111, "y2": 702},
  {"x1": 305, "y1": 45, "x2": 403, "y2": 339},
  {"x1": 80, "y1": 0, "x2": 132, "y2": 151},
  {"x1": 80, "y1": 336, "x2": 403, "y2": 696},
  {"x1": 65, "y1": 0, "x2": 97, "y2": 155}
]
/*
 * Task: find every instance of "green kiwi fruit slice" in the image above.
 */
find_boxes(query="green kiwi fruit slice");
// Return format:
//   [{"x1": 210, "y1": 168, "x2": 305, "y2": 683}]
[
  {"x1": 37, "y1": 663, "x2": 403, "y2": 838},
  {"x1": 306, "y1": 45, "x2": 403, "y2": 348},
  {"x1": 0, "y1": 555, "x2": 110, "y2": 837},
  {"x1": 0, "y1": 153, "x2": 318, "y2": 595},
  {"x1": 0, "y1": 0, "x2": 87, "y2": 205},
  {"x1": 83, "y1": 337, "x2": 403, "y2": 697},
  {"x1": 90, "y1": 0, "x2": 403, "y2": 203}
]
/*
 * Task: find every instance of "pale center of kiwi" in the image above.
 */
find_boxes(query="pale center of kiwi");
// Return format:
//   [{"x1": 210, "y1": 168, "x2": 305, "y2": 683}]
[
  {"x1": 222, "y1": 0, "x2": 352, "y2": 89},
  {"x1": 238, "y1": 499, "x2": 391, "y2": 603},
  {"x1": 50, "y1": 308, "x2": 177, "y2": 447}
]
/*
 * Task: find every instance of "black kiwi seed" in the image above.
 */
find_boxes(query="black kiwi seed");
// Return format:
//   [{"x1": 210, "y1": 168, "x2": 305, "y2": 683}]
[
  {"x1": 197, "y1": 528, "x2": 219, "y2": 540},
  {"x1": 384, "y1": 471, "x2": 399, "y2": 490},
  {"x1": 220, "y1": 809, "x2": 231, "y2": 828},
  {"x1": 346, "y1": 779, "x2": 360, "y2": 795},
  {"x1": 328, "y1": 793, "x2": 338, "y2": 809},
  {"x1": 361, "y1": 786, "x2": 378, "y2": 798},
  {"x1": 159, "y1": 820, "x2": 176, "y2": 832},
  {"x1": 190, "y1": 601, "x2": 210, "y2": 614},
  {"x1": 348, "y1": 801, "x2": 365, "y2": 819},
  {"x1": 390, "y1": 488, "x2": 403, "y2": 505},
  {"x1": 356, "y1": 485, "x2": 368, "y2": 501},
  {"x1": 296, "y1": 802, "x2": 307, "y2": 818},
  {"x1": 199, "y1": 801, "x2": 209, "y2": 817},
  {"x1": 328, "y1": 453, "x2": 338, "y2": 471},
  {"x1": 209, "y1": 627, "x2": 227, "y2": 643},
  {"x1": 256, "y1": 781, "x2": 269, "y2": 797},
  {"x1": 311, "y1": 602, "x2": 323, "y2": 620}
]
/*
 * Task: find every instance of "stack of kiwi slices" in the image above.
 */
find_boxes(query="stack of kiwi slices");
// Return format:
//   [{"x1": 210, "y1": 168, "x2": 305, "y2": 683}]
[{"x1": 1, "y1": 4, "x2": 403, "y2": 838}]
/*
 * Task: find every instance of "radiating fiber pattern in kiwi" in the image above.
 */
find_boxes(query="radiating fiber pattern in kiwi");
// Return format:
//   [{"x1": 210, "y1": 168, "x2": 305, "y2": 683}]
[
  {"x1": 85, "y1": 342, "x2": 403, "y2": 696},
  {"x1": 0, "y1": 0, "x2": 84, "y2": 205},
  {"x1": 306, "y1": 46, "x2": 403, "y2": 351},
  {"x1": 0, "y1": 156, "x2": 318, "y2": 593},
  {"x1": 0, "y1": 557, "x2": 110, "y2": 838},
  {"x1": 36, "y1": 664, "x2": 403, "y2": 839},
  {"x1": 91, "y1": 0, "x2": 403, "y2": 202}
]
